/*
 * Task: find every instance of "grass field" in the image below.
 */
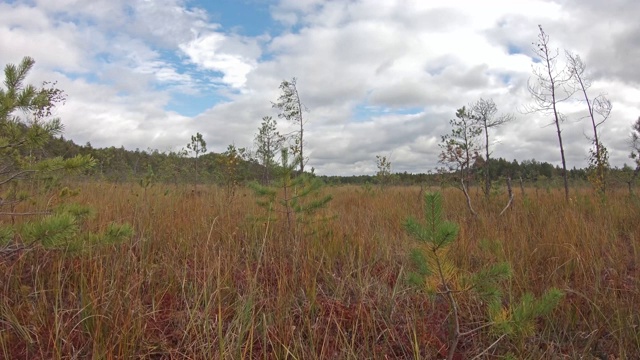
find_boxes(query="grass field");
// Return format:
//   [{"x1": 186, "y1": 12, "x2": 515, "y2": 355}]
[{"x1": 1, "y1": 183, "x2": 639, "y2": 359}]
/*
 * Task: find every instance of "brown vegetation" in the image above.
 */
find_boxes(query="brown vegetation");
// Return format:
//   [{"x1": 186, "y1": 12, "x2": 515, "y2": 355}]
[{"x1": 1, "y1": 183, "x2": 639, "y2": 359}]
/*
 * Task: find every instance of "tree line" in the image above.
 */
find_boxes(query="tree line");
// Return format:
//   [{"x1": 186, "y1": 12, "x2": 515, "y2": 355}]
[
  {"x1": 4, "y1": 25, "x2": 640, "y2": 199},
  {"x1": 34, "y1": 133, "x2": 637, "y2": 190}
]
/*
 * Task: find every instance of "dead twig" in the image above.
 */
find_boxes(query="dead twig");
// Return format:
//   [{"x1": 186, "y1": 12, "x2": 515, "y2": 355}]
[{"x1": 499, "y1": 177, "x2": 514, "y2": 216}]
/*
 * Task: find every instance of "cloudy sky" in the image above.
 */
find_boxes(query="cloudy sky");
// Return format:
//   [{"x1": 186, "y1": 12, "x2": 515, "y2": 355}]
[{"x1": 1, "y1": 0, "x2": 639, "y2": 175}]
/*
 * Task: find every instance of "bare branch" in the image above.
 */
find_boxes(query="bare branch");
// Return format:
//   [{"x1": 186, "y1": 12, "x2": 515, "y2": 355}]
[
  {"x1": 566, "y1": 49, "x2": 611, "y2": 195},
  {"x1": 471, "y1": 98, "x2": 514, "y2": 198},
  {"x1": 0, "y1": 169, "x2": 38, "y2": 186},
  {"x1": 499, "y1": 177, "x2": 514, "y2": 216},
  {"x1": 525, "y1": 26, "x2": 572, "y2": 201},
  {"x1": 593, "y1": 95, "x2": 612, "y2": 127},
  {"x1": 0, "y1": 211, "x2": 51, "y2": 216}
]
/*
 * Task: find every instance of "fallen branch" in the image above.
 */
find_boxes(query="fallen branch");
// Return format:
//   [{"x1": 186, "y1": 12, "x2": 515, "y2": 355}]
[
  {"x1": 499, "y1": 177, "x2": 514, "y2": 216},
  {"x1": 0, "y1": 211, "x2": 51, "y2": 216},
  {"x1": 460, "y1": 177, "x2": 478, "y2": 217}
]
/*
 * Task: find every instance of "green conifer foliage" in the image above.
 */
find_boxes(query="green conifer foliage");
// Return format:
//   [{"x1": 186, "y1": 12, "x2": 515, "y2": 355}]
[
  {"x1": 405, "y1": 192, "x2": 563, "y2": 358},
  {"x1": 0, "y1": 57, "x2": 131, "y2": 250},
  {"x1": 250, "y1": 149, "x2": 332, "y2": 241}
]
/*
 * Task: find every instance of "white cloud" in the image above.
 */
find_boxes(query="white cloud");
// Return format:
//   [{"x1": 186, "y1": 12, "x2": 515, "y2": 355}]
[
  {"x1": 179, "y1": 32, "x2": 260, "y2": 88},
  {"x1": 1, "y1": 0, "x2": 639, "y2": 176}
]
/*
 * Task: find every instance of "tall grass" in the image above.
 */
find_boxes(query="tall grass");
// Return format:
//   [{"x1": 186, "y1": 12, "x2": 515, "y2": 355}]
[{"x1": 1, "y1": 183, "x2": 638, "y2": 358}]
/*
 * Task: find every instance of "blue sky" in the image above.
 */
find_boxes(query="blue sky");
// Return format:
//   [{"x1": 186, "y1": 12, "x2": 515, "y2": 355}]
[
  {"x1": 203, "y1": 0, "x2": 275, "y2": 36},
  {"x1": 1, "y1": 0, "x2": 639, "y2": 175}
]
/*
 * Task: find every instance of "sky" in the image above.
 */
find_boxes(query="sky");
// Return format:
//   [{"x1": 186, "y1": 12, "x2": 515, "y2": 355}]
[{"x1": 1, "y1": 0, "x2": 639, "y2": 176}]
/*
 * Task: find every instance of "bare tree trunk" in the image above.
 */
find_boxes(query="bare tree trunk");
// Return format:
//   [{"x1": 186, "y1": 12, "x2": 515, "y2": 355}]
[
  {"x1": 461, "y1": 177, "x2": 478, "y2": 217},
  {"x1": 484, "y1": 129, "x2": 490, "y2": 198},
  {"x1": 526, "y1": 26, "x2": 575, "y2": 202},
  {"x1": 553, "y1": 118, "x2": 569, "y2": 201},
  {"x1": 500, "y1": 177, "x2": 514, "y2": 216},
  {"x1": 544, "y1": 52, "x2": 569, "y2": 202},
  {"x1": 566, "y1": 52, "x2": 611, "y2": 196},
  {"x1": 273, "y1": 78, "x2": 306, "y2": 175},
  {"x1": 471, "y1": 98, "x2": 513, "y2": 200},
  {"x1": 629, "y1": 166, "x2": 640, "y2": 195}
]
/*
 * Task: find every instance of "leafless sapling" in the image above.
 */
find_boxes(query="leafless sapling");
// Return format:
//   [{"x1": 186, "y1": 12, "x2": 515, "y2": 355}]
[
  {"x1": 272, "y1": 78, "x2": 307, "y2": 174},
  {"x1": 471, "y1": 98, "x2": 515, "y2": 199},
  {"x1": 629, "y1": 117, "x2": 640, "y2": 192},
  {"x1": 524, "y1": 25, "x2": 576, "y2": 202},
  {"x1": 566, "y1": 51, "x2": 612, "y2": 195}
]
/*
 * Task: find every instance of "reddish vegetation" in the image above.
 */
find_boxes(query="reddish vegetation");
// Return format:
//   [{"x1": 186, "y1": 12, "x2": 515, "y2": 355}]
[{"x1": 1, "y1": 184, "x2": 639, "y2": 358}]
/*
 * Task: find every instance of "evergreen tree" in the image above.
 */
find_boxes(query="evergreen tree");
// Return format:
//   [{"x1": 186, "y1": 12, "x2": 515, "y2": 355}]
[
  {"x1": 375, "y1": 154, "x2": 392, "y2": 188},
  {"x1": 254, "y1": 116, "x2": 284, "y2": 185},
  {"x1": 250, "y1": 149, "x2": 331, "y2": 241},
  {"x1": 186, "y1": 132, "x2": 207, "y2": 189},
  {"x1": 405, "y1": 192, "x2": 563, "y2": 359},
  {"x1": 439, "y1": 106, "x2": 482, "y2": 215},
  {"x1": 0, "y1": 57, "x2": 131, "y2": 249}
]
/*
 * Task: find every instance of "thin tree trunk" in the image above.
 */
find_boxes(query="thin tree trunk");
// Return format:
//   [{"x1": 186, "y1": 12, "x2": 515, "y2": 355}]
[
  {"x1": 499, "y1": 177, "x2": 514, "y2": 216},
  {"x1": 461, "y1": 177, "x2": 478, "y2": 217},
  {"x1": 194, "y1": 155, "x2": 198, "y2": 191},
  {"x1": 294, "y1": 86, "x2": 305, "y2": 174},
  {"x1": 554, "y1": 119, "x2": 569, "y2": 201},
  {"x1": 630, "y1": 166, "x2": 640, "y2": 195},
  {"x1": 543, "y1": 46, "x2": 569, "y2": 202},
  {"x1": 484, "y1": 126, "x2": 490, "y2": 198},
  {"x1": 574, "y1": 62, "x2": 605, "y2": 195}
]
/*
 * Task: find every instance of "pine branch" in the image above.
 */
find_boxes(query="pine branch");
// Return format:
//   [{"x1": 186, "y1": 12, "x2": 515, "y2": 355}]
[
  {"x1": 0, "y1": 211, "x2": 51, "y2": 216},
  {"x1": 0, "y1": 169, "x2": 38, "y2": 185}
]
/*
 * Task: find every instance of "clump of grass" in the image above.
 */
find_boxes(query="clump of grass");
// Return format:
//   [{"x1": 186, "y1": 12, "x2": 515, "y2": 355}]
[{"x1": 1, "y1": 183, "x2": 638, "y2": 358}]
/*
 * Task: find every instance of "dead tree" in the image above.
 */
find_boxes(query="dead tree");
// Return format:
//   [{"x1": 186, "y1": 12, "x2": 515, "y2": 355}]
[
  {"x1": 524, "y1": 25, "x2": 576, "y2": 202},
  {"x1": 471, "y1": 98, "x2": 514, "y2": 199},
  {"x1": 566, "y1": 51, "x2": 612, "y2": 195},
  {"x1": 272, "y1": 78, "x2": 307, "y2": 174},
  {"x1": 629, "y1": 117, "x2": 640, "y2": 193}
]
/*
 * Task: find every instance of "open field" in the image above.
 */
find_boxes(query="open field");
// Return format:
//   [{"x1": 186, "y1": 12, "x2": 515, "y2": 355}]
[{"x1": 1, "y1": 183, "x2": 639, "y2": 359}]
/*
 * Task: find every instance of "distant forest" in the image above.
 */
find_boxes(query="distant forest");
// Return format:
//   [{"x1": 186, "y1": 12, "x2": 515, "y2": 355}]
[{"x1": 45, "y1": 134, "x2": 637, "y2": 189}]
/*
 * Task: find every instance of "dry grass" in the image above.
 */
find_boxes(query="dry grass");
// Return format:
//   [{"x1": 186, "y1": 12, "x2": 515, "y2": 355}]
[{"x1": 1, "y1": 183, "x2": 639, "y2": 359}]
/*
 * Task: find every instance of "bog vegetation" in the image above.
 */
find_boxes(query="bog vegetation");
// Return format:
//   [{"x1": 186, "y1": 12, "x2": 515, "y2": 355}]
[{"x1": 2, "y1": 27, "x2": 640, "y2": 359}]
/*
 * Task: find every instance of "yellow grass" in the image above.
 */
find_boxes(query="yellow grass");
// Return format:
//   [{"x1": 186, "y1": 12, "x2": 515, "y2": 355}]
[{"x1": 1, "y1": 183, "x2": 639, "y2": 359}]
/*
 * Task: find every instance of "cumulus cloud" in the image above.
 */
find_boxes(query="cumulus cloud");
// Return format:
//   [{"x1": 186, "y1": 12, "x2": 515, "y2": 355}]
[
  {"x1": 179, "y1": 32, "x2": 261, "y2": 88},
  {"x1": 1, "y1": 0, "x2": 639, "y2": 175}
]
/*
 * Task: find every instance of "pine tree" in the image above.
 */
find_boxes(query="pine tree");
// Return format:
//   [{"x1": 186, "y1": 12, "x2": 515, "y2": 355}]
[
  {"x1": 439, "y1": 106, "x2": 482, "y2": 216},
  {"x1": 0, "y1": 57, "x2": 131, "y2": 250},
  {"x1": 186, "y1": 132, "x2": 207, "y2": 190},
  {"x1": 405, "y1": 192, "x2": 563, "y2": 359},
  {"x1": 254, "y1": 116, "x2": 284, "y2": 185},
  {"x1": 250, "y1": 149, "x2": 331, "y2": 241},
  {"x1": 375, "y1": 154, "x2": 392, "y2": 189}
]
